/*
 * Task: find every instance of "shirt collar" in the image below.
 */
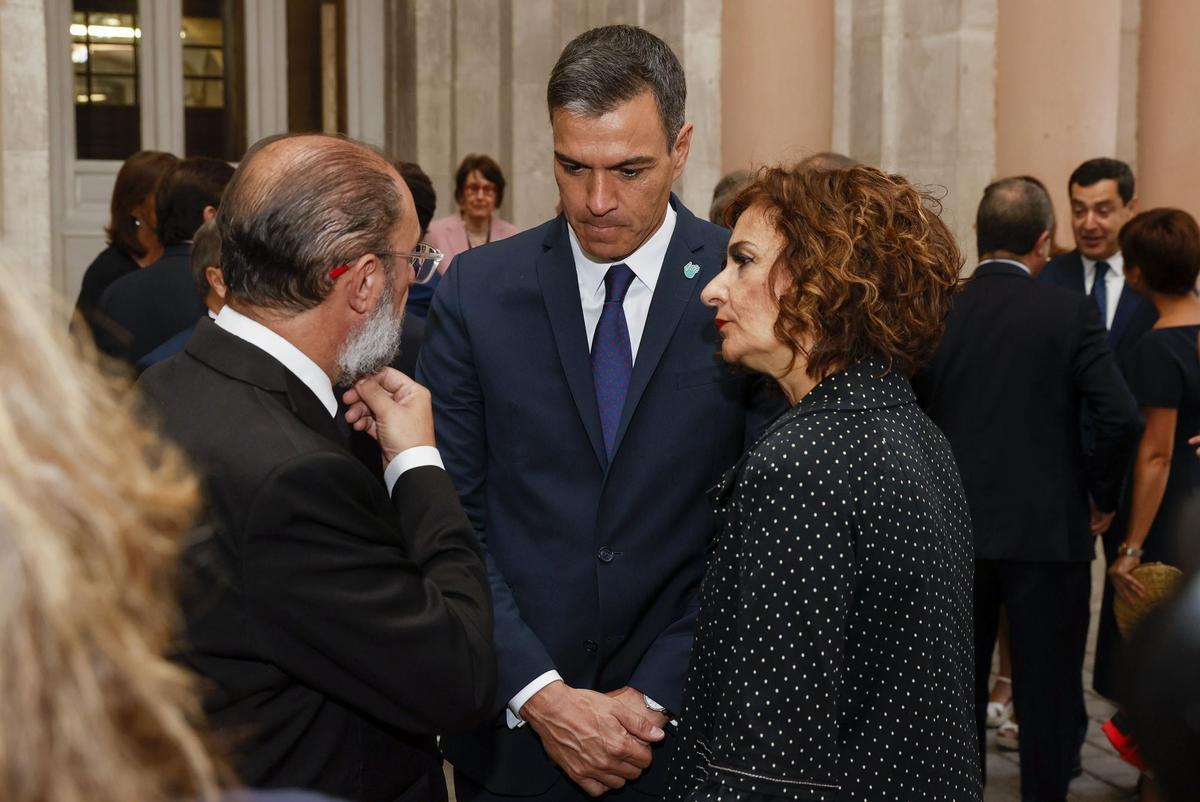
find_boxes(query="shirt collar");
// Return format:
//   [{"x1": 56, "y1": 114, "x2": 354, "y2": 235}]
[
  {"x1": 978, "y1": 258, "x2": 1031, "y2": 275},
  {"x1": 1082, "y1": 251, "x2": 1124, "y2": 278},
  {"x1": 569, "y1": 203, "x2": 678, "y2": 298},
  {"x1": 214, "y1": 306, "x2": 338, "y2": 417}
]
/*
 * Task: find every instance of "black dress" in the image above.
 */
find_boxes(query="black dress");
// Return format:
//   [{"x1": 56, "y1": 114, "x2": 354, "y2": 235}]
[
  {"x1": 1129, "y1": 325, "x2": 1200, "y2": 562},
  {"x1": 664, "y1": 361, "x2": 981, "y2": 802},
  {"x1": 1095, "y1": 324, "x2": 1200, "y2": 696}
]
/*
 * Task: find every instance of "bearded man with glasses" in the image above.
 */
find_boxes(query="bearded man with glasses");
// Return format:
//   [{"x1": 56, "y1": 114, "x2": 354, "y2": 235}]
[{"x1": 138, "y1": 132, "x2": 494, "y2": 802}]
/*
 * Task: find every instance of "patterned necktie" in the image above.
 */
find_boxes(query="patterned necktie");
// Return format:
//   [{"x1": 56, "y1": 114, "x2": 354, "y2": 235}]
[
  {"x1": 592, "y1": 264, "x2": 637, "y2": 459},
  {"x1": 1092, "y1": 261, "x2": 1110, "y2": 328}
]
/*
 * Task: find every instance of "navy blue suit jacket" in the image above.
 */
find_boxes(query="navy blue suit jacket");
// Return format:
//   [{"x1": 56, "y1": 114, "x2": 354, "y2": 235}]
[
  {"x1": 95, "y1": 242, "x2": 207, "y2": 364},
  {"x1": 418, "y1": 197, "x2": 777, "y2": 796},
  {"x1": 1039, "y1": 250, "x2": 1157, "y2": 380}
]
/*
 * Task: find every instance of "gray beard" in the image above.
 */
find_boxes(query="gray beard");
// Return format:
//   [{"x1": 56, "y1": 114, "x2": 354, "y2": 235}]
[{"x1": 336, "y1": 284, "x2": 404, "y2": 385}]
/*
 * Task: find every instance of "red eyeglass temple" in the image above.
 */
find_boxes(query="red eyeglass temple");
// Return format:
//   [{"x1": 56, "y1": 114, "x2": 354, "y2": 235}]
[{"x1": 329, "y1": 265, "x2": 351, "y2": 279}]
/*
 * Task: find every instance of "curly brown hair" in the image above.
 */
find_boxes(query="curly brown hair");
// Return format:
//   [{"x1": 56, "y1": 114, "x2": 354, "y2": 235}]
[{"x1": 725, "y1": 165, "x2": 962, "y2": 378}]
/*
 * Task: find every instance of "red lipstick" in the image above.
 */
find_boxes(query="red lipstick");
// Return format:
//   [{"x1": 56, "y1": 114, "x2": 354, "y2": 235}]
[{"x1": 715, "y1": 319, "x2": 728, "y2": 329}]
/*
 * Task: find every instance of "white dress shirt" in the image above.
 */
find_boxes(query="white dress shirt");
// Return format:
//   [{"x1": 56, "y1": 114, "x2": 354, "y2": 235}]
[
  {"x1": 571, "y1": 203, "x2": 677, "y2": 359},
  {"x1": 1081, "y1": 251, "x2": 1125, "y2": 330},
  {"x1": 214, "y1": 306, "x2": 443, "y2": 495},
  {"x1": 980, "y1": 258, "x2": 1031, "y2": 275},
  {"x1": 504, "y1": 206, "x2": 679, "y2": 728}
]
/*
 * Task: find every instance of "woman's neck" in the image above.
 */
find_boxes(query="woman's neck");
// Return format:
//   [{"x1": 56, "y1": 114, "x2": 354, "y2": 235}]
[
  {"x1": 776, "y1": 364, "x2": 823, "y2": 406},
  {"x1": 1151, "y1": 290, "x2": 1200, "y2": 327},
  {"x1": 462, "y1": 212, "x2": 490, "y2": 238}
]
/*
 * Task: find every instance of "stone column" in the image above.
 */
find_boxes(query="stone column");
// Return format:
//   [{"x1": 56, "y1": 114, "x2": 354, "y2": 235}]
[
  {"x1": 389, "y1": 0, "x2": 722, "y2": 230},
  {"x1": 0, "y1": 0, "x2": 52, "y2": 291},
  {"x1": 995, "y1": 0, "x2": 1126, "y2": 250},
  {"x1": 721, "y1": 0, "x2": 834, "y2": 172},
  {"x1": 1137, "y1": 0, "x2": 1200, "y2": 211},
  {"x1": 835, "y1": 0, "x2": 997, "y2": 266}
]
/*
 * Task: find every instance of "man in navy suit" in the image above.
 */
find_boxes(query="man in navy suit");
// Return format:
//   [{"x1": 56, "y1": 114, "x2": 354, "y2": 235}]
[
  {"x1": 419, "y1": 25, "x2": 774, "y2": 802},
  {"x1": 1040, "y1": 158, "x2": 1156, "y2": 378},
  {"x1": 1039, "y1": 158, "x2": 1157, "y2": 701}
]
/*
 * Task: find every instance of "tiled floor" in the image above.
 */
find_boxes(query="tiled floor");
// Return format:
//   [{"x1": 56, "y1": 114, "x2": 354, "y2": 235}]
[{"x1": 983, "y1": 557, "x2": 1139, "y2": 801}]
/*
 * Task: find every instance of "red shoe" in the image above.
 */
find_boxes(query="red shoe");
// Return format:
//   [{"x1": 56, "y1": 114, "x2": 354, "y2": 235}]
[{"x1": 1101, "y1": 716, "x2": 1148, "y2": 772}]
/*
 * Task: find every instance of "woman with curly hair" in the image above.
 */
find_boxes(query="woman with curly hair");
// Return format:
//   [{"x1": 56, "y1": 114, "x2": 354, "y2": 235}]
[
  {"x1": 664, "y1": 166, "x2": 980, "y2": 801},
  {"x1": 0, "y1": 272, "x2": 334, "y2": 802}
]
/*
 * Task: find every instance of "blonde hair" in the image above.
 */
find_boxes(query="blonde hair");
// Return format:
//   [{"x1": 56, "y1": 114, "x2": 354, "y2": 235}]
[{"x1": 0, "y1": 271, "x2": 222, "y2": 802}]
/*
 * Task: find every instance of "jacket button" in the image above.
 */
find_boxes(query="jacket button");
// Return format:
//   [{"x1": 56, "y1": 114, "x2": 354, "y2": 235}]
[
  {"x1": 597, "y1": 546, "x2": 614, "y2": 563},
  {"x1": 583, "y1": 639, "x2": 598, "y2": 654}
]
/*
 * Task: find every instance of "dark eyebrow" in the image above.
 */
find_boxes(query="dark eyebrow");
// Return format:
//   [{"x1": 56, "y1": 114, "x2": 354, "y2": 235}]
[{"x1": 553, "y1": 151, "x2": 656, "y2": 170}]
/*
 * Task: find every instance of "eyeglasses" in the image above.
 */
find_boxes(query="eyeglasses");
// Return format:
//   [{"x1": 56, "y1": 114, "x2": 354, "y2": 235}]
[
  {"x1": 463, "y1": 182, "x2": 497, "y2": 197},
  {"x1": 328, "y1": 242, "x2": 444, "y2": 285}
]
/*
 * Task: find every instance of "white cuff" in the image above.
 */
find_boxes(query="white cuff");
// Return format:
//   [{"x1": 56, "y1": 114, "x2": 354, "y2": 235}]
[
  {"x1": 505, "y1": 670, "x2": 563, "y2": 729},
  {"x1": 384, "y1": 446, "x2": 444, "y2": 495}
]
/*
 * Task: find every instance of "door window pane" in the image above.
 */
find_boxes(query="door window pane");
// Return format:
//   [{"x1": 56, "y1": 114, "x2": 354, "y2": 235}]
[
  {"x1": 182, "y1": 0, "x2": 246, "y2": 161},
  {"x1": 72, "y1": 0, "x2": 141, "y2": 160},
  {"x1": 286, "y1": 0, "x2": 346, "y2": 134}
]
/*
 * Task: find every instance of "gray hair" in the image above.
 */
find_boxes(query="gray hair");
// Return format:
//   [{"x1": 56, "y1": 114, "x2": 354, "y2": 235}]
[
  {"x1": 547, "y1": 25, "x2": 686, "y2": 148},
  {"x1": 189, "y1": 217, "x2": 221, "y2": 301},
  {"x1": 218, "y1": 133, "x2": 404, "y2": 312}
]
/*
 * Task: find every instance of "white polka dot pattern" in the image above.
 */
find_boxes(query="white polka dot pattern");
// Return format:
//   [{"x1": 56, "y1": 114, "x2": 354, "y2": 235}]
[{"x1": 664, "y1": 361, "x2": 981, "y2": 802}]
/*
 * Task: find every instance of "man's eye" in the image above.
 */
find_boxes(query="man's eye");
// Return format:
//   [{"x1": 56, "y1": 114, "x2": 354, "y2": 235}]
[
  {"x1": 619, "y1": 168, "x2": 641, "y2": 179},
  {"x1": 561, "y1": 163, "x2": 584, "y2": 175}
]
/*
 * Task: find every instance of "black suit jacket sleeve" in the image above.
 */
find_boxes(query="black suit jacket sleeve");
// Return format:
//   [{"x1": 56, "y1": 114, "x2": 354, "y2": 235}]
[
  {"x1": 242, "y1": 454, "x2": 495, "y2": 734},
  {"x1": 1072, "y1": 298, "x2": 1142, "y2": 512},
  {"x1": 417, "y1": 259, "x2": 560, "y2": 708}
]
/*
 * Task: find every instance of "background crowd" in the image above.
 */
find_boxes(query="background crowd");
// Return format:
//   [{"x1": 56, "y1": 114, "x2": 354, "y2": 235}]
[{"x1": 2, "y1": 19, "x2": 1198, "y2": 802}]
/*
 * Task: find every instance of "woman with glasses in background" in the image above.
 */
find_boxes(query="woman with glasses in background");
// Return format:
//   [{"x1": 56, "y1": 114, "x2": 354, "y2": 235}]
[{"x1": 426, "y1": 154, "x2": 520, "y2": 275}]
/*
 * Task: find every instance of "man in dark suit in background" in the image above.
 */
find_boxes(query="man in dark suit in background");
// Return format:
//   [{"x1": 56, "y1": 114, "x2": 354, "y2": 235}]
[
  {"x1": 1040, "y1": 158, "x2": 1156, "y2": 374},
  {"x1": 1040, "y1": 157, "x2": 1158, "y2": 700},
  {"x1": 135, "y1": 217, "x2": 227, "y2": 373},
  {"x1": 914, "y1": 177, "x2": 1141, "y2": 802},
  {"x1": 97, "y1": 156, "x2": 234, "y2": 364},
  {"x1": 419, "y1": 25, "x2": 775, "y2": 802},
  {"x1": 139, "y1": 133, "x2": 495, "y2": 802}
]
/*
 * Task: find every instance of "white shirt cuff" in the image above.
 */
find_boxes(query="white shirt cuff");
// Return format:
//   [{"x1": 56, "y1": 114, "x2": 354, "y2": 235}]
[
  {"x1": 383, "y1": 446, "x2": 444, "y2": 495},
  {"x1": 505, "y1": 670, "x2": 563, "y2": 729}
]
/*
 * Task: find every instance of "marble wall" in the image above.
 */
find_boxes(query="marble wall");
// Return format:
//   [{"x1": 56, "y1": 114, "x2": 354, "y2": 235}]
[
  {"x1": 834, "y1": 0, "x2": 997, "y2": 268},
  {"x1": 387, "y1": 0, "x2": 722, "y2": 231},
  {"x1": 0, "y1": 0, "x2": 52, "y2": 292}
]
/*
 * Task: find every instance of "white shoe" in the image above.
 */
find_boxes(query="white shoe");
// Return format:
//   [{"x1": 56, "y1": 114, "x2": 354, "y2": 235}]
[
  {"x1": 996, "y1": 719, "x2": 1019, "y2": 752},
  {"x1": 986, "y1": 676, "x2": 1013, "y2": 729},
  {"x1": 986, "y1": 700, "x2": 1013, "y2": 729}
]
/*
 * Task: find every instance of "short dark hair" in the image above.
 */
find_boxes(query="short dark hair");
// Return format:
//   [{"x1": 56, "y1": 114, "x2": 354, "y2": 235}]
[
  {"x1": 105, "y1": 150, "x2": 178, "y2": 258},
  {"x1": 189, "y1": 218, "x2": 221, "y2": 301},
  {"x1": 976, "y1": 177, "x2": 1054, "y2": 256},
  {"x1": 797, "y1": 152, "x2": 860, "y2": 171},
  {"x1": 1120, "y1": 208, "x2": 1200, "y2": 296},
  {"x1": 710, "y1": 169, "x2": 751, "y2": 225},
  {"x1": 453, "y1": 154, "x2": 506, "y2": 209},
  {"x1": 1069, "y1": 158, "x2": 1135, "y2": 205},
  {"x1": 726, "y1": 165, "x2": 962, "y2": 377},
  {"x1": 547, "y1": 25, "x2": 686, "y2": 148},
  {"x1": 219, "y1": 133, "x2": 405, "y2": 313},
  {"x1": 155, "y1": 158, "x2": 235, "y2": 247},
  {"x1": 395, "y1": 161, "x2": 437, "y2": 236}
]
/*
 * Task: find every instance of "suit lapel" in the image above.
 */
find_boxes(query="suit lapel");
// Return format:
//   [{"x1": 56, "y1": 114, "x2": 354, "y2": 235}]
[
  {"x1": 609, "y1": 200, "x2": 705, "y2": 459},
  {"x1": 1065, "y1": 252, "x2": 1086, "y2": 292},
  {"x1": 536, "y1": 220, "x2": 607, "y2": 467},
  {"x1": 1109, "y1": 283, "x2": 1142, "y2": 347},
  {"x1": 186, "y1": 318, "x2": 347, "y2": 450}
]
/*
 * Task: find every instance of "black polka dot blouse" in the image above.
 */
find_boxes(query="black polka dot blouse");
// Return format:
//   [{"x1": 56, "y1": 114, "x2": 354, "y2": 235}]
[{"x1": 664, "y1": 360, "x2": 981, "y2": 802}]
